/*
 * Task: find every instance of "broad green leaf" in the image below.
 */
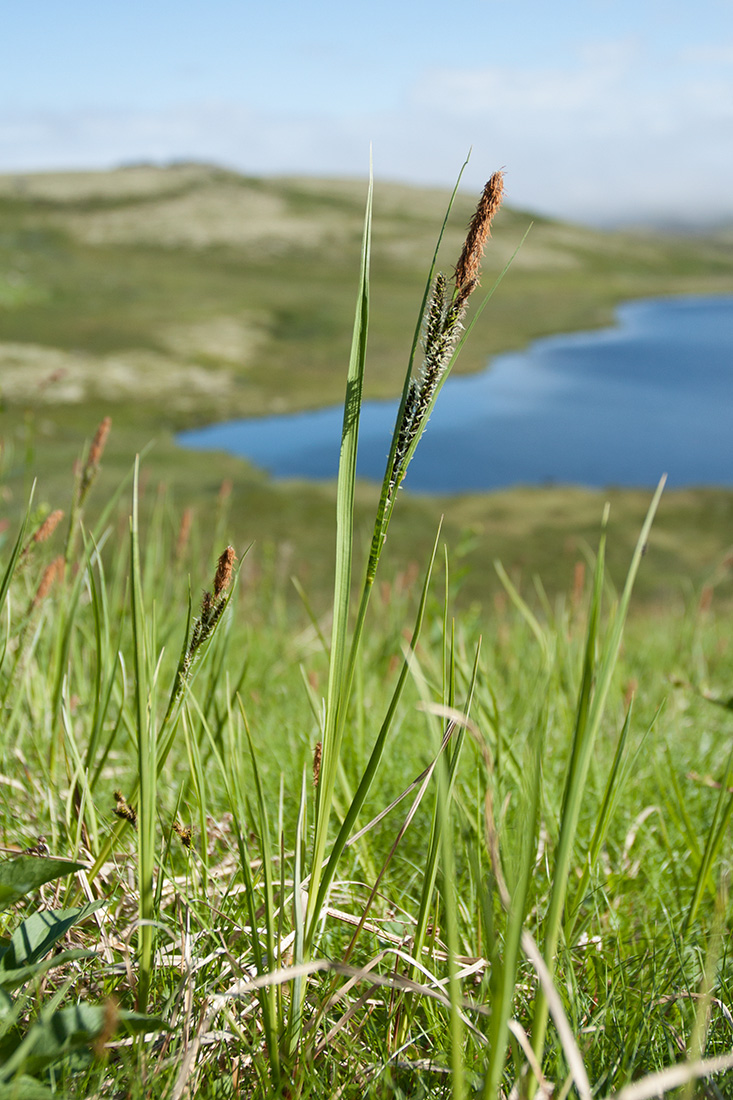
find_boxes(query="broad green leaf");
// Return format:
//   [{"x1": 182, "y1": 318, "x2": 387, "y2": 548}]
[
  {"x1": 0, "y1": 950, "x2": 92, "y2": 994},
  {"x1": 0, "y1": 1077, "x2": 57, "y2": 1099},
  {"x1": 0, "y1": 902, "x2": 105, "y2": 974},
  {"x1": 117, "y1": 1008, "x2": 170, "y2": 1034},
  {"x1": 3, "y1": 1003, "x2": 169, "y2": 1076},
  {"x1": 0, "y1": 861, "x2": 86, "y2": 912}
]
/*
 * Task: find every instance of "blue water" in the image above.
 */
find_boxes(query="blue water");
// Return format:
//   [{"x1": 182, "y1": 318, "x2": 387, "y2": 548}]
[{"x1": 178, "y1": 295, "x2": 733, "y2": 493}]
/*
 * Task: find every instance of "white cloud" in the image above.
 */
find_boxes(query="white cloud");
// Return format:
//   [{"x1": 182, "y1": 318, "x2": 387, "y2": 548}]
[
  {"x1": 404, "y1": 47, "x2": 733, "y2": 222},
  {"x1": 0, "y1": 39, "x2": 731, "y2": 226}
]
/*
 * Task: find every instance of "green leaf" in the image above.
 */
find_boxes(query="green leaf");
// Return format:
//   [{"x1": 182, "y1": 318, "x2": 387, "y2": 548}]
[
  {"x1": 0, "y1": 950, "x2": 93, "y2": 994},
  {"x1": 1, "y1": 1003, "x2": 169, "y2": 1077},
  {"x1": 117, "y1": 1008, "x2": 171, "y2": 1034},
  {"x1": 0, "y1": 902, "x2": 105, "y2": 975},
  {"x1": 0, "y1": 861, "x2": 86, "y2": 912},
  {"x1": 0, "y1": 1076, "x2": 58, "y2": 1099}
]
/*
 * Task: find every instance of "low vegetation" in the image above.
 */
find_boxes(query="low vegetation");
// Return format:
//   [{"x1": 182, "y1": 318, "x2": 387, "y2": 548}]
[{"x1": 1, "y1": 166, "x2": 733, "y2": 1098}]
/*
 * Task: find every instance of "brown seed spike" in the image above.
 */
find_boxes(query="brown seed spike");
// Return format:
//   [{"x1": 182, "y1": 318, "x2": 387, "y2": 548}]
[
  {"x1": 32, "y1": 556, "x2": 65, "y2": 608},
  {"x1": 32, "y1": 510, "x2": 64, "y2": 546},
  {"x1": 113, "y1": 790, "x2": 137, "y2": 829},
  {"x1": 175, "y1": 507, "x2": 193, "y2": 563},
  {"x1": 173, "y1": 820, "x2": 194, "y2": 850},
  {"x1": 79, "y1": 416, "x2": 112, "y2": 502},
  {"x1": 87, "y1": 416, "x2": 112, "y2": 472},
  {"x1": 313, "y1": 741, "x2": 322, "y2": 788},
  {"x1": 453, "y1": 171, "x2": 505, "y2": 296},
  {"x1": 213, "y1": 545, "x2": 236, "y2": 599},
  {"x1": 22, "y1": 836, "x2": 49, "y2": 857}
]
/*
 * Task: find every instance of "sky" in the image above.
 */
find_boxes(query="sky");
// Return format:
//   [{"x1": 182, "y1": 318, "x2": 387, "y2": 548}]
[{"x1": 2, "y1": 0, "x2": 733, "y2": 225}]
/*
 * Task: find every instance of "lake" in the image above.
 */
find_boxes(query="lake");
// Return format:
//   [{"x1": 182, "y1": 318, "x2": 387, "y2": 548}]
[{"x1": 177, "y1": 295, "x2": 733, "y2": 493}]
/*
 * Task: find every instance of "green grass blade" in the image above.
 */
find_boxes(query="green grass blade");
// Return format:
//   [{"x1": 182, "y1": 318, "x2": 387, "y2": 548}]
[
  {"x1": 308, "y1": 522, "x2": 442, "y2": 935},
  {"x1": 307, "y1": 165, "x2": 372, "y2": 936},
  {"x1": 288, "y1": 769, "x2": 308, "y2": 1054},
  {"x1": 129, "y1": 456, "x2": 155, "y2": 1011},
  {"x1": 684, "y1": 740, "x2": 733, "y2": 934},
  {"x1": 530, "y1": 475, "x2": 665, "y2": 1081},
  {"x1": 0, "y1": 483, "x2": 35, "y2": 624}
]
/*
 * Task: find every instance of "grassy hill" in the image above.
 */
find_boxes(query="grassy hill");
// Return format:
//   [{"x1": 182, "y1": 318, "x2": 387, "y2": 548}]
[{"x1": 1, "y1": 163, "x2": 732, "y2": 609}]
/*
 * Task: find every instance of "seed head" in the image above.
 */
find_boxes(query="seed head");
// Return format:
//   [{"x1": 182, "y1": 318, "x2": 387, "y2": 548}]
[
  {"x1": 32, "y1": 509, "x2": 64, "y2": 546},
  {"x1": 87, "y1": 416, "x2": 111, "y2": 471},
  {"x1": 173, "y1": 820, "x2": 194, "y2": 850},
  {"x1": 454, "y1": 170, "x2": 505, "y2": 297},
  {"x1": 21, "y1": 836, "x2": 49, "y2": 857},
  {"x1": 113, "y1": 790, "x2": 137, "y2": 829},
  {"x1": 213, "y1": 545, "x2": 236, "y2": 599},
  {"x1": 175, "y1": 507, "x2": 193, "y2": 563},
  {"x1": 19, "y1": 510, "x2": 65, "y2": 566},
  {"x1": 79, "y1": 416, "x2": 112, "y2": 501},
  {"x1": 32, "y1": 556, "x2": 65, "y2": 608}
]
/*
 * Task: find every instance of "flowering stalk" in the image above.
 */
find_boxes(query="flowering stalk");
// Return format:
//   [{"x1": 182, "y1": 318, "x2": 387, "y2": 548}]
[
  {"x1": 65, "y1": 416, "x2": 112, "y2": 564},
  {"x1": 180, "y1": 544, "x2": 236, "y2": 687},
  {"x1": 305, "y1": 170, "x2": 506, "y2": 953},
  {"x1": 372, "y1": 170, "x2": 505, "y2": 577}
]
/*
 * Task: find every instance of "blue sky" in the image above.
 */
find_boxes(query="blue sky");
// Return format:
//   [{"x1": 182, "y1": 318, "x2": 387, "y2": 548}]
[{"x1": 3, "y1": 0, "x2": 732, "y2": 224}]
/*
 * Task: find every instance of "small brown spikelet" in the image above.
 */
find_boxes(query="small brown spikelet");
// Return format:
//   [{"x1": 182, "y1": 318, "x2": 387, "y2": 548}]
[
  {"x1": 22, "y1": 835, "x2": 49, "y2": 857},
  {"x1": 113, "y1": 790, "x2": 137, "y2": 829},
  {"x1": 213, "y1": 545, "x2": 236, "y2": 599},
  {"x1": 19, "y1": 510, "x2": 65, "y2": 567},
  {"x1": 173, "y1": 820, "x2": 194, "y2": 850},
  {"x1": 454, "y1": 170, "x2": 505, "y2": 297},
  {"x1": 312, "y1": 741, "x2": 322, "y2": 788},
  {"x1": 175, "y1": 507, "x2": 193, "y2": 563},
  {"x1": 32, "y1": 556, "x2": 65, "y2": 608},
  {"x1": 79, "y1": 416, "x2": 112, "y2": 502},
  {"x1": 87, "y1": 416, "x2": 111, "y2": 472},
  {"x1": 32, "y1": 509, "x2": 64, "y2": 546}
]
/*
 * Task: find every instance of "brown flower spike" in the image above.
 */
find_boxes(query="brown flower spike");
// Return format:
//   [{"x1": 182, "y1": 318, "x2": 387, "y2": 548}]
[
  {"x1": 18, "y1": 510, "x2": 65, "y2": 568},
  {"x1": 213, "y1": 544, "x2": 236, "y2": 599},
  {"x1": 32, "y1": 509, "x2": 64, "y2": 546},
  {"x1": 180, "y1": 546, "x2": 237, "y2": 686},
  {"x1": 173, "y1": 820, "x2": 194, "y2": 850},
  {"x1": 388, "y1": 171, "x2": 505, "y2": 500},
  {"x1": 32, "y1": 556, "x2": 65, "y2": 608},
  {"x1": 113, "y1": 790, "x2": 137, "y2": 829},
  {"x1": 454, "y1": 170, "x2": 505, "y2": 300},
  {"x1": 79, "y1": 416, "x2": 111, "y2": 500}
]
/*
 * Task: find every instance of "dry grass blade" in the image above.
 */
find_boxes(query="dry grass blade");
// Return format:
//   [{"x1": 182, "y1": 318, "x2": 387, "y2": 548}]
[
  {"x1": 599, "y1": 1051, "x2": 733, "y2": 1100},
  {"x1": 521, "y1": 930, "x2": 592, "y2": 1100},
  {"x1": 345, "y1": 718, "x2": 458, "y2": 847},
  {"x1": 506, "y1": 1020, "x2": 554, "y2": 1100}
]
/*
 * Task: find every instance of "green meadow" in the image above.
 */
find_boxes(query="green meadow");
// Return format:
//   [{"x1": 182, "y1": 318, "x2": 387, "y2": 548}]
[{"x1": 1, "y1": 165, "x2": 733, "y2": 1097}]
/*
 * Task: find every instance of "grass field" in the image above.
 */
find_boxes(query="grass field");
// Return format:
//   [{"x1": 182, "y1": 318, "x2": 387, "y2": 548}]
[{"x1": 1, "y1": 166, "x2": 733, "y2": 1097}]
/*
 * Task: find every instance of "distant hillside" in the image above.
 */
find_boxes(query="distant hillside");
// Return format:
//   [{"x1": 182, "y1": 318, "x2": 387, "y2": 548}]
[
  {"x1": 1, "y1": 163, "x2": 732, "y2": 427},
  {"x1": 1, "y1": 165, "x2": 732, "y2": 612}
]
